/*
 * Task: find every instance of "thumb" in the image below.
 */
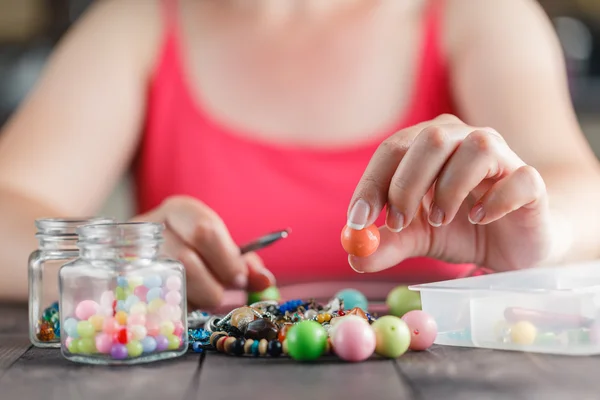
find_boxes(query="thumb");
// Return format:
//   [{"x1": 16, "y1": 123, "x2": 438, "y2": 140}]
[
  {"x1": 244, "y1": 252, "x2": 275, "y2": 292},
  {"x1": 348, "y1": 217, "x2": 431, "y2": 273}
]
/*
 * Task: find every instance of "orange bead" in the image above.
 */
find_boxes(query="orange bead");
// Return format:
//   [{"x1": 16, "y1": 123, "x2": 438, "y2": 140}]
[
  {"x1": 340, "y1": 224, "x2": 380, "y2": 257},
  {"x1": 278, "y1": 323, "x2": 293, "y2": 343}
]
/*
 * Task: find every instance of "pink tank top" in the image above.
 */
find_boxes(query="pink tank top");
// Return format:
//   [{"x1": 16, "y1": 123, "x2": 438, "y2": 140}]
[{"x1": 134, "y1": 0, "x2": 475, "y2": 296}]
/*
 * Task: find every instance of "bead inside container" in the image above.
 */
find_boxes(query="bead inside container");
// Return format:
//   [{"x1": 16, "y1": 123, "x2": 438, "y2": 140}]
[
  {"x1": 59, "y1": 222, "x2": 188, "y2": 365},
  {"x1": 29, "y1": 217, "x2": 114, "y2": 348}
]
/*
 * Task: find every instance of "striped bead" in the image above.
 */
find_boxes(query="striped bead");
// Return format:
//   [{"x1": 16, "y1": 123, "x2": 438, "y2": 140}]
[
  {"x1": 216, "y1": 336, "x2": 228, "y2": 352},
  {"x1": 224, "y1": 337, "x2": 236, "y2": 354}
]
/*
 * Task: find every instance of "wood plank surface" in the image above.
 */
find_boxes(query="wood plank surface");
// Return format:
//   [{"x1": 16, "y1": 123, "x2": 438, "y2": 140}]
[{"x1": 3, "y1": 304, "x2": 600, "y2": 400}]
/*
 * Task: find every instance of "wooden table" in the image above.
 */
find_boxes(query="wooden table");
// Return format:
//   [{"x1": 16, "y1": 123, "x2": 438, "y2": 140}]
[{"x1": 1, "y1": 303, "x2": 599, "y2": 400}]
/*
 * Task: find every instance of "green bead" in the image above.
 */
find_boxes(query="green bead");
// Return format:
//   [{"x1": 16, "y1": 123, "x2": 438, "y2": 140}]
[
  {"x1": 535, "y1": 332, "x2": 558, "y2": 346},
  {"x1": 50, "y1": 313, "x2": 60, "y2": 325},
  {"x1": 68, "y1": 339, "x2": 80, "y2": 354},
  {"x1": 247, "y1": 286, "x2": 280, "y2": 305},
  {"x1": 386, "y1": 286, "x2": 421, "y2": 317},
  {"x1": 334, "y1": 288, "x2": 368, "y2": 311},
  {"x1": 76, "y1": 321, "x2": 95, "y2": 338},
  {"x1": 567, "y1": 329, "x2": 590, "y2": 345},
  {"x1": 286, "y1": 320, "x2": 327, "y2": 361},
  {"x1": 128, "y1": 276, "x2": 144, "y2": 290},
  {"x1": 371, "y1": 316, "x2": 411, "y2": 358},
  {"x1": 115, "y1": 287, "x2": 126, "y2": 301},
  {"x1": 167, "y1": 335, "x2": 181, "y2": 350},
  {"x1": 78, "y1": 337, "x2": 96, "y2": 354},
  {"x1": 43, "y1": 308, "x2": 57, "y2": 322},
  {"x1": 126, "y1": 340, "x2": 144, "y2": 357}
]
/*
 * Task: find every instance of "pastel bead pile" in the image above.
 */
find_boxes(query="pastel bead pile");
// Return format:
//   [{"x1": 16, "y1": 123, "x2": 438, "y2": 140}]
[{"x1": 63, "y1": 274, "x2": 186, "y2": 360}]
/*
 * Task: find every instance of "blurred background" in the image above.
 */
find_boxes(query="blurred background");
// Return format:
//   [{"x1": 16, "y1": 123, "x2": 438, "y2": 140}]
[{"x1": 0, "y1": 0, "x2": 598, "y2": 219}]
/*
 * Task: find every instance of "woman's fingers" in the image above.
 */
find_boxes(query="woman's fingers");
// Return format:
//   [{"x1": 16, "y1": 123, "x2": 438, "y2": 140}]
[
  {"x1": 385, "y1": 124, "x2": 486, "y2": 231},
  {"x1": 154, "y1": 196, "x2": 248, "y2": 289},
  {"x1": 469, "y1": 165, "x2": 547, "y2": 225},
  {"x1": 161, "y1": 230, "x2": 224, "y2": 310},
  {"x1": 244, "y1": 252, "x2": 275, "y2": 292},
  {"x1": 346, "y1": 116, "x2": 459, "y2": 230},
  {"x1": 432, "y1": 130, "x2": 524, "y2": 226}
]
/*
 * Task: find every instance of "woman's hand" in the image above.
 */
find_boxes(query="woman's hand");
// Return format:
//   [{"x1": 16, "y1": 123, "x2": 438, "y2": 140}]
[
  {"x1": 347, "y1": 114, "x2": 553, "y2": 273},
  {"x1": 133, "y1": 196, "x2": 274, "y2": 309}
]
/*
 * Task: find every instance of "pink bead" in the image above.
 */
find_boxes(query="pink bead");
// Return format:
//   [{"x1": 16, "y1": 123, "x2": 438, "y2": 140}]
[
  {"x1": 128, "y1": 313, "x2": 146, "y2": 327},
  {"x1": 166, "y1": 276, "x2": 182, "y2": 291},
  {"x1": 102, "y1": 316, "x2": 120, "y2": 335},
  {"x1": 331, "y1": 315, "x2": 376, "y2": 362},
  {"x1": 401, "y1": 310, "x2": 438, "y2": 351},
  {"x1": 95, "y1": 333, "x2": 113, "y2": 354},
  {"x1": 75, "y1": 300, "x2": 100, "y2": 321},
  {"x1": 99, "y1": 291, "x2": 115, "y2": 308},
  {"x1": 133, "y1": 286, "x2": 149, "y2": 302},
  {"x1": 146, "y1": 314, "x2": 161, "y2": 337},
  {"x1": 165, "y1": 290, "x2": 182, "y2": 306},
  {"x1": 65, "y1": 337, "x2": 73, "y2": 349},
  {"x1": 173, "y1": 321, "x2": 184, "y2": 337}
]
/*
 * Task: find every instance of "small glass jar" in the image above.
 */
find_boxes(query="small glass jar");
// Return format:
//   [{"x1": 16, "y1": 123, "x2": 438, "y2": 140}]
[
  {"x1": 59, "y1": 222, "x2": 188, "y2": 365},
  {"x1": 29, "y1": 217, "x2": 114, "y2": 348}
]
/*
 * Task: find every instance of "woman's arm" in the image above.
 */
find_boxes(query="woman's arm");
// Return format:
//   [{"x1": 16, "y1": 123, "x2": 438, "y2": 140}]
[
  {"x1": 447, "y1": 0, "x2": 600, "y2": 263},
  {"x1": 0, "y1": 0, "x2": 160, "y2": 301}
]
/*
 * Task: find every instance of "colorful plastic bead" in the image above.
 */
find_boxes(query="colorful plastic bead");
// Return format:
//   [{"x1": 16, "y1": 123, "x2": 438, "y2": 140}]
[
  {"x1": 115, "y1": 311, "x2": 128, "y2": 326},
  {"x1": 146, "y1": 288, "x2": 162, "y2": 303},
  {"x1": 111, "y1": 344, "x2": 128, "y2": 359},
  {"x1": 64, "y1": 318, "x2": 79, "y2": 338},
  {"x1": 401, "y1": 310, "x2": 438, "y2": 351},
  {"x1": 155, "y1": 335, "x2": 169, "y2": 351},
  {"x1": 95, "y1": 333, "x2": 113, "y2": 354},
  {"x1": 78, "y1": 337, "x2": 96, "y2": 354},
  {"x1": 76, "y1": 321, "x2": 96, "y2": 338},
  {"x1": 127, "y1": 340, "x2": 144, "y2": 357},
  {"x1": 166, "y1": 275, "x2": 182, "y2": 291},
  {"x1": 371, "y1": 316, "x2": 411, "y2": 358},
  {"x1": 340, "y1": 224, "x2": 380, "y2": 257},
  {"x1": 331, "y1": 315, "x2": 376, "y2": 362},
  {"x1": 334, "y1": 289, "x2": 368, "y2": 311},
  {"x1": 278, "y1": 323, "x2": 293, "y2": 343},
  {"x1": 141, "y1": 336, "x2": 157, "y2": 353},
  {"x1": 144, "y1": 275, "x2": 162, "y2": 289},
  {"x1": 250, "y1": 340, "x2": 260, "y2": 356},
  {"x1": 128, "y1": 276, "x2": 144, "y2": 290},
  {"x1": 386, "y1": 286, "x2": 421, "y2": 317},
  {"x1": 286, "y1": 320, "x2": 327, "y2": 361},
  {"x1": 510, "y1": 321, "x2": 537, "y2": 345},
  {"x1": 114, "y1": 328, "x2": 132, "y2": 345},
  {"x1": 75, "y1": 300, "x2": 100, "y2": 321},
  {"x1": 247, "y1": 286, "x2": 281, "y2": 305}
]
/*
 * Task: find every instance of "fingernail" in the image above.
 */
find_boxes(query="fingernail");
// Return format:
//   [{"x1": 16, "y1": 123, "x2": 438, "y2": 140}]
[
  {"x1": 348, "y1": 255, "x2": 365, "y2": 274},
  {"x1": 347, "y1": 199, "x2": 370, "y2": 230},
  {"x1": 469, "y1": 203, "x2": 485, "y2": 224},
  {"x1": 428, "y1": 204, "x2": 445, "y2": 227},
  {"x1": 386, "y1": 206, "x2": 404, "y2": 232},
  {"x1": 233, "y1": 273, "x2": 248, "y2": 289}
]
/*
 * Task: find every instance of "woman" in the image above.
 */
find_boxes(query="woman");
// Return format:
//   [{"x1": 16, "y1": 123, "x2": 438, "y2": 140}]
[{"x1": 0, "y1": 0, "x2": 599, "y2": 308}]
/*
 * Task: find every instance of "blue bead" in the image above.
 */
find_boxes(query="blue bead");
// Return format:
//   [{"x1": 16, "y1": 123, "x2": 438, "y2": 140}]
[
  {"x1": 146, "y1": 287, "x2": 162, "y2": 302},
  {"x1": 335, "y1": 288, "x2": 368, "y2": 311},
  {"x1": 50, "y1": 301, "x2": 59, "y2": 311},
  {"x1": 144, "y1": 275, "x2": 163, "y2": 289},
  {"x1": 192, "y1": 342, "x2": 204, "y2": 353},
  {"x1": 125, "y1": 295, "x2": 140, "y2": 310},
  {"x1": 63, "y1": 318, "x2": 79, "y2": 339},
  {"x1": 141, "y1": 336, "x2": 157, "y2": 353},
  {"x1": 116, "y1": 276, "x2": 128, "y2": 287},
  {"x1": 251, "y1": 340, "x2": 259, "y2": 356},
  {"x1": 116, "y1": 300, "x2": 127, "y2": 312},
  {"x1": 53, "y1": 321, "x2": 60, "y2": 338}
]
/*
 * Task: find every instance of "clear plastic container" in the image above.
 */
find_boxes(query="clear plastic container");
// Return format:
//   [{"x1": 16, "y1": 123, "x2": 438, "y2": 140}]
[
  {"x1": 29, "y1": 217, "x2": 114, "y2": 348},
  {"x1": 410, "y1": 260, "x2": 600, "y2": 355},
  {"x1": 59, "y1": 222, "x2": 188, "y2": 365}
]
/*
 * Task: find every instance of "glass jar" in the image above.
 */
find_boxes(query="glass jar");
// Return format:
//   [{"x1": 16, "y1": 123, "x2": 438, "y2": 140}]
[
  {"x1": 59, "y1": 222, "x2": 188, "y2": 365},
  {"x1": 29, "y1": 217, "x2": 114, "y2": 348}
]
